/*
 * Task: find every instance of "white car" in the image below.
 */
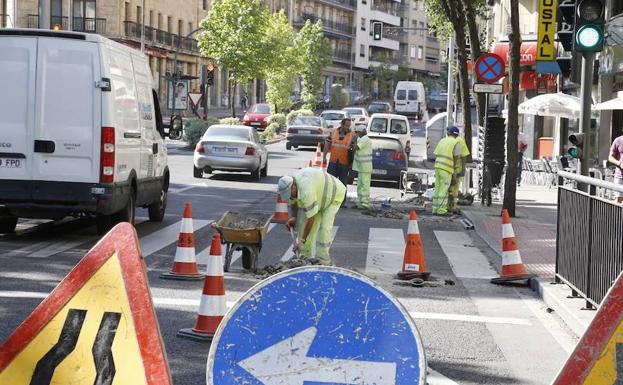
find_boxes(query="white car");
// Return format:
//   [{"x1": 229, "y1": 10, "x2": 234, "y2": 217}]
[
  {"x1": 320, "y1": 110, "x2": 352, "y2": 130},
  {"x1": 367, "y1": 114, "x2": 412, "y2": 157},
  {"x1": 343, "y1": 107, "x2": 369, "y2": 126},
  {"x1": 0, "y1": 29, "x2": 169, "y2": 234}
]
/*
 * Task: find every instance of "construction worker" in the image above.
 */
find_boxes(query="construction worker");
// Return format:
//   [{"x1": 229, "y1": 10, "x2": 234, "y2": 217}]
[
  {"x1": 323, "y1": 118, "x2": 354, "y2": 188},
  {"x1": 353, "y1": 125, "x2": 372, "y2": 210},
  {"x1": 448, "y1": 128, "x2": 470, "y2": 213},
  {"x1": 432, "y1": 127, "x2": 461, "y2": 215},
  {"x1": 278, "y1": 167, "x2": 346, "y2": 265}
]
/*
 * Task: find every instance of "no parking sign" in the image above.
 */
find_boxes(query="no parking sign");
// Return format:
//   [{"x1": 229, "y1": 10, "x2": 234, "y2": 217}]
[{"x1": 207, "y1": 267, "x2": 426, "y2": 385}]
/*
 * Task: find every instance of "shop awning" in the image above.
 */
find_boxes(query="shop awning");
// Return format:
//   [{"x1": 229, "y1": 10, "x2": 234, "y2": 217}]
[{"x1": 594, "y1": 92, "x2": 623, "y2": 110}]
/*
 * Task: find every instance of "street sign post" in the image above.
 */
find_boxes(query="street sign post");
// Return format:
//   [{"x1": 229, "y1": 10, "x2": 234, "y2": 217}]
[
  {"x1": 474, "y1": 83, "x2": 504, "y2": 94},
  {"x1": 207, "y1": 266, "x2": 426, "y2": 385}
]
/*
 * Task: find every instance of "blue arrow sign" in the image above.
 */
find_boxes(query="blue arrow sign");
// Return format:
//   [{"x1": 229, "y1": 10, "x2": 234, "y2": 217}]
[{"x1": 207, "y1": 267, "x2": 426, "y2": 385}]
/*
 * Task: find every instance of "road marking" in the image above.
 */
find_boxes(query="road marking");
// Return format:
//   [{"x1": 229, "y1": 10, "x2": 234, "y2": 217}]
[
  {"x1": 409, "y1": 311, "x2": 531, "y2": 326},
  {"x1": 169, "y1": 183, "x2": 205, "y2": 194},
  {"x1": 280, "y1": 226, "x2": 338, "y2": 262},
  {"x1": 13, "y1": 236, "x2": 93, "y2": 259},
  {"x1": 428, "y1": 368, "x2": 459, "y2": 385},
  {"x1": 139, "y1": 219, "x2": 212, "y2": 257},
  {"x1": 196, "y1": 223, "x2": 278, "y2": 266},
  {"x1": 365, "y1": 228, "x2": 405, "y2": 274},
  {"x1": 434, "y1": 230, "x2": 497, "y2": 279}
]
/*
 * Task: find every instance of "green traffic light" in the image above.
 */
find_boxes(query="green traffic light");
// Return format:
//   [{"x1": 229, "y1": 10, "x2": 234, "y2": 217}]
[{"x1": 575, "y1": 24, "x2": 603, "y2": 50}]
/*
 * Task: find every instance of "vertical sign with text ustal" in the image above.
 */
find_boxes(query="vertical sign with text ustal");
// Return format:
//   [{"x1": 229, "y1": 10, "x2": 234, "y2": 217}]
[{"x1": 537, "y1": 0, "x2": 558, "y2": 60}]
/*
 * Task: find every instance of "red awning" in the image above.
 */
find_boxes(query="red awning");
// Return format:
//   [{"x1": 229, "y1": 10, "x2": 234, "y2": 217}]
[{"x1": 492, "y1": 41, "x2": 538, "y2": 66}]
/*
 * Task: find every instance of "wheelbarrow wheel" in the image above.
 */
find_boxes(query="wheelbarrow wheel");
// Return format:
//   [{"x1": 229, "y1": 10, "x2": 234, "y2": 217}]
[
  {"x1": 241, "y1": 247, "x2": 255, "y2": 270},
  {"x1": 223, "y1": 244, "x2": 233, "y2": 272}
]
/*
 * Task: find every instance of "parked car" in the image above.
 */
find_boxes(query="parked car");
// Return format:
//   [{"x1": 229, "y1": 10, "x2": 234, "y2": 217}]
[
  {"x1": 351, "y1": 137, "x2": 407, "y2": 189},
  {"x1": 367, "y1": 101, "x2": 393, "y2": 114},
  {"x1": 193, "y1": 125, "x2": 268, "y2": 181},
  {"x1": 367, "y1": 114, "x2": 412, "y2": 157},
  {"x1": 286, "y1": 116, "x2": 330, "y2": 150},
  {"x1": 0, "y1": 29, "x2": 169, "y2": 234},
  {"x1": 242, "y1": 103, "x2": 272, "y2": 131},
  {"x1": 394, "y1": 81, "x2": 426, "y2": 118},
  {"x1": 320, "y1": 110, "x2": 352, "y2": 130},
  {"x1": 343, "y1": 107, "x2": 369, "y2": 126}
]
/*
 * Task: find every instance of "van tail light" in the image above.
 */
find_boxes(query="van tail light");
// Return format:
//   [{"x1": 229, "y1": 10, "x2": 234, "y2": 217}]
[
  {"x1": 100, "y1": 127, "x2": 115, "y2": 183},
  {"x1": 245, "y1": 147, "x2": 257, "y2": 156},
  {"x1": 195, "y1": 142, "x2": 205, "y2": 154},
  {"x1": 391, "y1": 152, "x2": 406, "y2": 161}
]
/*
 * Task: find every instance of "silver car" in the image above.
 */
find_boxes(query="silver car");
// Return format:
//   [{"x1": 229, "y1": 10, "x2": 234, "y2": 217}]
[
  {"x1": 286, "y1": 116, "x2": 330, "y2": 150},
  {"x1": 193, "y1": 125, "x2": 268, "y2": 180}
]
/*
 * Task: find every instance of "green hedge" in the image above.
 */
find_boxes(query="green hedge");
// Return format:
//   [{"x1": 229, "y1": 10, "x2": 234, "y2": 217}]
[
  {"x1": 267, "y1": 113, "x2": 287, "y2": 132},
  {"x1": 286, "y1": 109, "x2": 314, "y2": 125},
  {"x1": 183, "y1": 117, "x2": 219, "y2": 148},
  {"x1": 260, "y1": 122, "x2": 279, "y2": 141},
  {"x1": 219, "y1": 117, "x2": 241, "y2": 125}
]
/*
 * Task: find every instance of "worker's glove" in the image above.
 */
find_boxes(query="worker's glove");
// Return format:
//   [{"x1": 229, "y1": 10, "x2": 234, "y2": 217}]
[
  {"x1": 293, "y1": 238, "x2": 305, "y2": 254},
  {"x1": 285, "y1": 218, "x2": 296, "y2": 231}
]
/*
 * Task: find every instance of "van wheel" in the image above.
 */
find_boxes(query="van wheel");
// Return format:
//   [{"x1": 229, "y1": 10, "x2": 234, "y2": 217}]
[
  {"x1": 193, "y1": 166, "x2": 203, "y2": 178},
  {"x1": 148, "y1": 186, "x2": 167, "y2": 222},
  {"x1": 96, "y1": 214, "x2": 113, "y2": 235},
  {"x1": 261, "y1": 161, "x2": 268, "y2": 177},
  {"x1": 205, "y1": 166, "x2": 213, "y2": 174},
  {"x1": 286, "y1": 143, "x2": 292, "y2": 150},
  {"x1": 0, "y1": 216, "x2": 18, "y2": 234},
  {"x1": 116, "y1": 192, "x2": 136, "y2": 225}
]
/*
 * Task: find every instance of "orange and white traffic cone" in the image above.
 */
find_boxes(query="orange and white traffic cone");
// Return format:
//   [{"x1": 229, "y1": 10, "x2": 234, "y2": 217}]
[
  {"x1": 271, "y1": 194, "x2": 289, "y2": 223},
  {"x1": 322, "y1": 161, "x2": 328, "y2": 171},
  {"x1": 491, "y1": 209, "x2": 536, "y2": 284},
  {"x1": 308, "y1": 159, "x2": 313, "y2": 167},
  {"x1": 396, "y1": 210, "x2": 430, "y2": 280},
  {"x1": 161, "y1": 202, "x2": 204, "y2": 281},
  {"x1": 178, "y1": 234, "x2": 226, "y2": 341},
  {"x1": 313, "y1": 143, "x2": 322, "y2": 167}
]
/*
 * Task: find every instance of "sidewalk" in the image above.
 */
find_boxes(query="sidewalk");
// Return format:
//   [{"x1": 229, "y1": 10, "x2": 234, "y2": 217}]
[{"x1": 461, "y1": 185, "x2": 596, "y2": 338}]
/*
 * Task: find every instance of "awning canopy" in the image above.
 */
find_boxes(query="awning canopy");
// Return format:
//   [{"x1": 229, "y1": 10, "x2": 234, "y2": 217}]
[{"x1": 594, "y1": 91, "x2": 623, "y2": 110}]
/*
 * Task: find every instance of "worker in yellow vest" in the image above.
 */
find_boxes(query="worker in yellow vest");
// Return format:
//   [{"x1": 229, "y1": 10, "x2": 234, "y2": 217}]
[
  {"x1": 449, "y1": 131, "x2": 470, "y2": 213},
  {"x1": 353, "y1": 125, "x2": 372, "y2": 210},
  {"x1": 278, "y1": 168, "x2": 346, "y2": 265},
  {"x1": 432, "y1": 127, "x2": 461, "y2": 215}
]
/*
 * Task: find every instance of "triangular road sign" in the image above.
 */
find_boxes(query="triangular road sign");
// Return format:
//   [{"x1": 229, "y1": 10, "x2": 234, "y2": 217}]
[
  {"x1": 552, "y1": 271, "x2": 623, "y2": 385},
  {"x1": 188, "y1": 92, "x2": 203, "y2": 108},
  {"x1": 0, "y1": 223, "x2": 172, "y2": 385}
]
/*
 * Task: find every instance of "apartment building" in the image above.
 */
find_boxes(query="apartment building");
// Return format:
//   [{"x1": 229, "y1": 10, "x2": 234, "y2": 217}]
[{"x1": 400, "y1": 0, "x2": 440, "y2": 77}]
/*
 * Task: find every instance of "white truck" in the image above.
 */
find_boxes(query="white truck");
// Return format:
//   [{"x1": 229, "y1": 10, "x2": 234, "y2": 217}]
[
  {"x1": 0, "y1": 29, "x2": 169, "y2": 234},
  {"x1": 394, "y1": 81, "x2": 426, "y2": 119}
]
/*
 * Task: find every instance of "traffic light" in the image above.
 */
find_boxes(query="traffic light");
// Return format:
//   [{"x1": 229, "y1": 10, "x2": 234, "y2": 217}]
[
  {"x1": 568, "y1": 133, "x2": 584, "y2": 158},
  {"x1": 373, "y1": 22, "x2": 382, "y2": 41},
  {"x1": 573, "y1": 0, "x2": 605, "y2": 52}
]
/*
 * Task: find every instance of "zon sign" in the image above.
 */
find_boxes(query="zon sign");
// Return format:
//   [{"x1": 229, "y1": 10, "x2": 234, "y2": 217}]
[{"x1": 537, "y1": 0, "x2": 558, "y2": 61}]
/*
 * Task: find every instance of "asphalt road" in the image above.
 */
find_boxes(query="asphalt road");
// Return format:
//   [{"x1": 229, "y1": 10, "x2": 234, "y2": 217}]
[{"x1": 0, "y1": 118, "x2": 576, "y2": 384}]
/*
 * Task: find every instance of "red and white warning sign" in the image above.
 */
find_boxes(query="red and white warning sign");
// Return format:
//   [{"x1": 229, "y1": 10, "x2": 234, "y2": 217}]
[
  {"x1": 188, "y1": 92, "x2": 203, "y2": 108},
  {"x1": 0, "y1": 223, "x2": 172, "y2": 385}
]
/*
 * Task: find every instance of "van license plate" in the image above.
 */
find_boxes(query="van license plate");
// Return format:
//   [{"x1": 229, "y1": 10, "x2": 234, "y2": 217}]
[
  {"x1": 0, "y1": 158, "x2": 22, "y2": 169},
  {"x1": 299, "y1": 130, "x2": 311, "y2": 134},
  {"x1": 372, "y1": 169, "x2": 387, "y2": 175}
]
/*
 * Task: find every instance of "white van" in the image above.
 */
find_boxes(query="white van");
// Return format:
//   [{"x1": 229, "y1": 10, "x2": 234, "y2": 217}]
[
  {"x1": 425, "y1": 112, "x2": 447, "y2": 161},
  {"x1": 0, "y1": 30, "x2": 169, "y2": 234},
  {"x1": 394, "y1": 81, "x2": 426, "y2": 118},
  {"x1": 367, "y1": 113, "x2": 412, "y2": 156}
]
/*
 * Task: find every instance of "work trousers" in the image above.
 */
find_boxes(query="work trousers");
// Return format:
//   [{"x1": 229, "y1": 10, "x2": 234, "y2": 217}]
[
  {"x1": 432, "y1": 168, "x2": 453, "y2": 215},
  {"x1": 357, "y1": 172, "x2": 371, "y2": 209},
  {"x1": 327, "y1": 162, "x2": 350, "y2": 187},
  {"x1": 298, "y1": 200, "x2": 343, "y2": 264},
  {"x1": 449, "y1": 175, "x2": 462, "y2": 212}
]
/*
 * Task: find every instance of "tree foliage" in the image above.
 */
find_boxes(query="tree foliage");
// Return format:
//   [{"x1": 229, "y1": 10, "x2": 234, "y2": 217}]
[
  {"x1": 296, "y1": 20, "x2": 331, "y2": 109},
  {"x1": 265, "y1": 11, "x2": 300, "y2": 113}
]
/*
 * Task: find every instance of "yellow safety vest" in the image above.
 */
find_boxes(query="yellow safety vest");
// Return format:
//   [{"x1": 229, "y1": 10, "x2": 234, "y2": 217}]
[
  {"x1": 293, "y1": 167, "x2": 346, "y2": 218},
  {"x1": 434, "y1": 136, "x2": 457, "y2": 174},
  {"x1": 454, "y1": 137, "x2": 470, "y2": 173},
  {"x1": 353, "y1": 135, "x2": 373, "y2": 173}
]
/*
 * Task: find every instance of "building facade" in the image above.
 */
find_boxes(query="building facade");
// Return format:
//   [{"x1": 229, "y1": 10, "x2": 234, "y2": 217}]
[{"x1": 400, "y1": 0, "x2": 441, "y2": 77}]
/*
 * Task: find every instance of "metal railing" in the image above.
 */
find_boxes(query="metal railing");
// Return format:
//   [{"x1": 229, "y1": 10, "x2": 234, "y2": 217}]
[
  {"x1": 556, "y1": 170, "x2": 623, "y2": 308},
  {"x1": 317, "y1": 0, "x2": 357, "y2": 10},
  {"x1": 332, "y1": 48, "x2": 352, "y2": 62},
  {"x1": 370, "y1": 2, "x2": 402, "y2": 16},
  {"x1": 124, "y1": 21, "x2": 198, "y2": 52},
  {"x1": 27, "y1": 14, "x2": 106, "y2": 33},
  {"x1": 293, "y1": 14, "x2": 354, "y2": 36}
]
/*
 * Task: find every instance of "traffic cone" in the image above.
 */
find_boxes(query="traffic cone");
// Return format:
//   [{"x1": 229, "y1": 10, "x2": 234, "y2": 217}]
[
  {"x1": 160, "y1": 202, "x2": 204, "y2": 281},
  {"x1": 308, "y1": 159, "x2": 313, "y2": 167},
  {"x1": 271, "y1": 194, "x2": 289, "y2": 223},
  {"x1": 491, "y1": 209, "x2": 536, "y2": 284},
  {"x1": 178, "y1": 234, "x2": 226, "y2": 341},
  {"x1": 396, "y1": 210, "x2": 430, "y2": 280},
  {"x1": 322, "y1": 161, "x2": 327, "y2": 171},
  {"x1": 313, "y1": 143, "x2": 322, "y2": 167}
]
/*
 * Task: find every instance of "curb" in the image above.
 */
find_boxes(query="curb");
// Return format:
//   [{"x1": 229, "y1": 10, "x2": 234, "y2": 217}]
[
  {"x1": 265, "y1": 136, "x2": 285, "y2": 145},
  {"x1": 461, "y1": 209, "x2": 593, "y2": 339}
]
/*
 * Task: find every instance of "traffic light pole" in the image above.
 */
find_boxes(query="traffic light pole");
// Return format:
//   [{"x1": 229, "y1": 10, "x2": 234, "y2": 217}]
[{"x1": 578, "y1": 52, "x2": 595, "y2": 192}]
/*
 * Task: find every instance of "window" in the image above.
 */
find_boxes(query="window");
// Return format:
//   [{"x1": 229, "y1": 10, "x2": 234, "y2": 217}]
[
  {"x1": 136, "y1": 5, "x2": 141, "y2": 24},
  {"x1": 369, "y1": 118, "x2": 388, "y2": 133},
  {"x1": 74, "y1": 0, "x2": 96, "y2": 18},
  {"x1": 361, "y1": 18, "x2": 366, "y2": 31},
  {"x1": 407, "y1": 90, "x2": 418, "y2": 101},
  {"x1": 51, "y1": 0, "x2": 63, "y2": 28},
  {"x1": 167, "y1": 16, "x2": 172, "y2": 33},
  {"x1": 157, "y1": 13, "x2": 162, "y2": 29},
  {"x1": 410, "y1": 46, "x2": 416, "y2": 58},
  {"x1": 203, "y1": 0, "x2": 208, "y2": 10},
  {"x1": 149, "y1": 10, "x2": 154, "y2": 26},
  {"x1": 413, "y1": 1, "x2": 418, "y2": 10},
  {"x1": 178, "y1": 19, "x2": 183, "y2": 35},
  {"x1": 419, "y1": 21, "x2": 425, "y2": 36},
  {"x1": 396, "y1": 90, "x2": 406, "y2": 100},
  {"x1": 390, "y1": 119, "x2": 408, "y2": 134},
  {"x1": 360, "y1": 44, "x2": 365, "y2": 57},
  {"x1": 411, "y1": 19, "x2": 417, "y2": 34},
  {"x1": 418, "y1": 46, "x2": 423, "y2": 60}
]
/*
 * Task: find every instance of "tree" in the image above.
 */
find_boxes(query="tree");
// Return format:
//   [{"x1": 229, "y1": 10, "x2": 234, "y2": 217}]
[
  {"x1": 461, "y1": 0, "x2": 488, "y2": 127},
  {"x1": 198, "y1": 0, "x2": 270, "y2": 117},
  {"x1": 296, "y1": 20, "x2": 331, "y2": 110},
  {"x1": 503, "y1": 0, "x2": 521, "y2": 216},
  {"x1": 265, "y1": 11, "x2": 299, "y2": 112}
]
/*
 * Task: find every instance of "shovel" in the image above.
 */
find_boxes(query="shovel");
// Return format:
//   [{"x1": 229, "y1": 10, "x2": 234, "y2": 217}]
[{"x1": 289, "y1": 227, "x2": 300, "y2": 259}]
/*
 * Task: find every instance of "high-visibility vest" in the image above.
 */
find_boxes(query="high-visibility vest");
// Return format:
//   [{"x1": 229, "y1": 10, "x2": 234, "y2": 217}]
[
  {"x1": 329, "y1": 128, "x2": 353, "y2": 165},
  {"x1": 353, "y1": 135, "x2": 373, "y2": 173},
  {"x1": 293, "y1": 167, "x2": 346, "y2": 218},
  {"x1": 454, "y1": 136, "x2": 470, "y2": 173},
  {"x1": 434, "y1": 136, "x2": 457, "y2": 174}
]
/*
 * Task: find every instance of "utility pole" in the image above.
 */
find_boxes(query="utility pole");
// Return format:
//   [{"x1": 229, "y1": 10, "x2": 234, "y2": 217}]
[
  {"x1": 446, "y1": 36, "x2": 455, "y2": 128},
  {"x1": 579, "y1": 52, "x2": 595, "y2": 191},
  {"x1": 140, "y1": 0, "x2": 145, "y2": 53},
  {"x1": 67, "y1": 0, "x2": 72, "y2": 31},
  {"x1": 39, "y1": 0, "x2": 50, "y2": 29}
]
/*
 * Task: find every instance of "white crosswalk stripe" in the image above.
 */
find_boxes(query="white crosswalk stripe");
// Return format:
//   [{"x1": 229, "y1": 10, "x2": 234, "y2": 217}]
[
  {"x1": 280, "y1": 226, "x2": 338, "y2": 262},
  {"x1": 365, "y1": 228, "x2": 405, "y2": 274},
  {"x1": 139, "y1": 219, "x2": 212, "y2": 257}
]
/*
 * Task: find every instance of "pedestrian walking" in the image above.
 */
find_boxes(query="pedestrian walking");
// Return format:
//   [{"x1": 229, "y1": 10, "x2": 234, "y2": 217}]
[
  {"x1": 608, "y1": 134, "x2": 623, "y2": 204},
  {"x1": 517, "y1": 131, "x2": 528, "y2": 186},
  {"x1": 353, "y1": 125, "x2": 372, "y2": 210},
  {"x1": 240, "y1": 92, "x2": 248, "y2": 110},
  {"x1": 323, "y1": 118, "x2": 354, "y2": 189},
  {"x1": 432, "y1": 127, "x2": 460, "y2": 215},
  {"x1": 448, "y1": 128, "x2": 470, "y2": 213},
  {"x1": 277, "y1": 168, "x2": 346, "y2": 265}
]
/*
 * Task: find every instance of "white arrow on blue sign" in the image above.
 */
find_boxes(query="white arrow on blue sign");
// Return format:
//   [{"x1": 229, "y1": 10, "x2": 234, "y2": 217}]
[{"x1": 206, "y1": 266, "x2": 426, "y2": 385}]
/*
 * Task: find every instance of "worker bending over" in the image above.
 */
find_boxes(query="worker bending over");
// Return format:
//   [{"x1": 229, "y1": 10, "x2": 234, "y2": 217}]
[
  {"x1": 448, "y1": 128, "x2": 470, "y2": 213},
  {"x1": 277, "y1": 167, "x2": 346, "y2": 265},
  {"x1": 353, "y1": 125, "x2": 372, "y2": 210},
  {"x1": 432, "y1": 127, "x2": 460, "y2": 215}
]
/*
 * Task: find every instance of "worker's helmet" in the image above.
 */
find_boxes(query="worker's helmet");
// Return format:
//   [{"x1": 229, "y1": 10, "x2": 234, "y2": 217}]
[
  {"x1": 277, "y1": 175, "x2": 294, "y2": 201},
  {"x1": 447, "y1": 126, "x2": 460, "y2": 136}
]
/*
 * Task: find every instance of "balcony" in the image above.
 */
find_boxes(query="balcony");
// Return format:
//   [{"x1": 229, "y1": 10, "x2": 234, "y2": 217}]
[
  {"x1": 383, "y1": 27, "x2": 407, "y2": 42},
  {"x1": 27, "y1": 14, "x2": 106, "y2": 34},
  {"x1": 332, "y1": 47, "x2": 352, "y2": 63},
  {"x1": 124, "y1": 21, "x2": 199, "y2": 53},
  {"x1": 370, "y1": 2, "x2": 402, "y2": 16},
  {"x1": 317, "y1": 0, "x2": 357, "y2": 11},
  {"x1": 293, "y1": 14, "x2": 354, "y2": 38}
]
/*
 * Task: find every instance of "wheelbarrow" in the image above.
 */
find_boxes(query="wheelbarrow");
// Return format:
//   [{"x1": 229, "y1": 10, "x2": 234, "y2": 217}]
[{"x1": 212, "y1": 211, "x2": 273, "y2": 272}]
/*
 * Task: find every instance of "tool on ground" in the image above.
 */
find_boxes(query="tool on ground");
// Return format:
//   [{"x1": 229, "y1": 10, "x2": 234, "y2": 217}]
[
  {"x1": 490, "y1": 209, "x2": 536, "y2": 284},
  {"x1": 272, "y1": 194, "x2": 289, "y2": 223},
  {"x1": 397, "y1": 210, "x2": 430, "y2": 280},
  {"x1": 161, "y1": 202, "x2": 204, "y2": 281},
  {"x1": 178, "y1": 234, "x2": 226, "y2": 342}
]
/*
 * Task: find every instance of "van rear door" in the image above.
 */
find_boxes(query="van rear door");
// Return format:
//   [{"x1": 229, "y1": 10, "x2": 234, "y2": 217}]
[
  {"x1": 0, "y1": 37, "x2": 37, "y2": 183},
  {"x1": 32, "y1": 37, "x2": 101, "y2": 184}
]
